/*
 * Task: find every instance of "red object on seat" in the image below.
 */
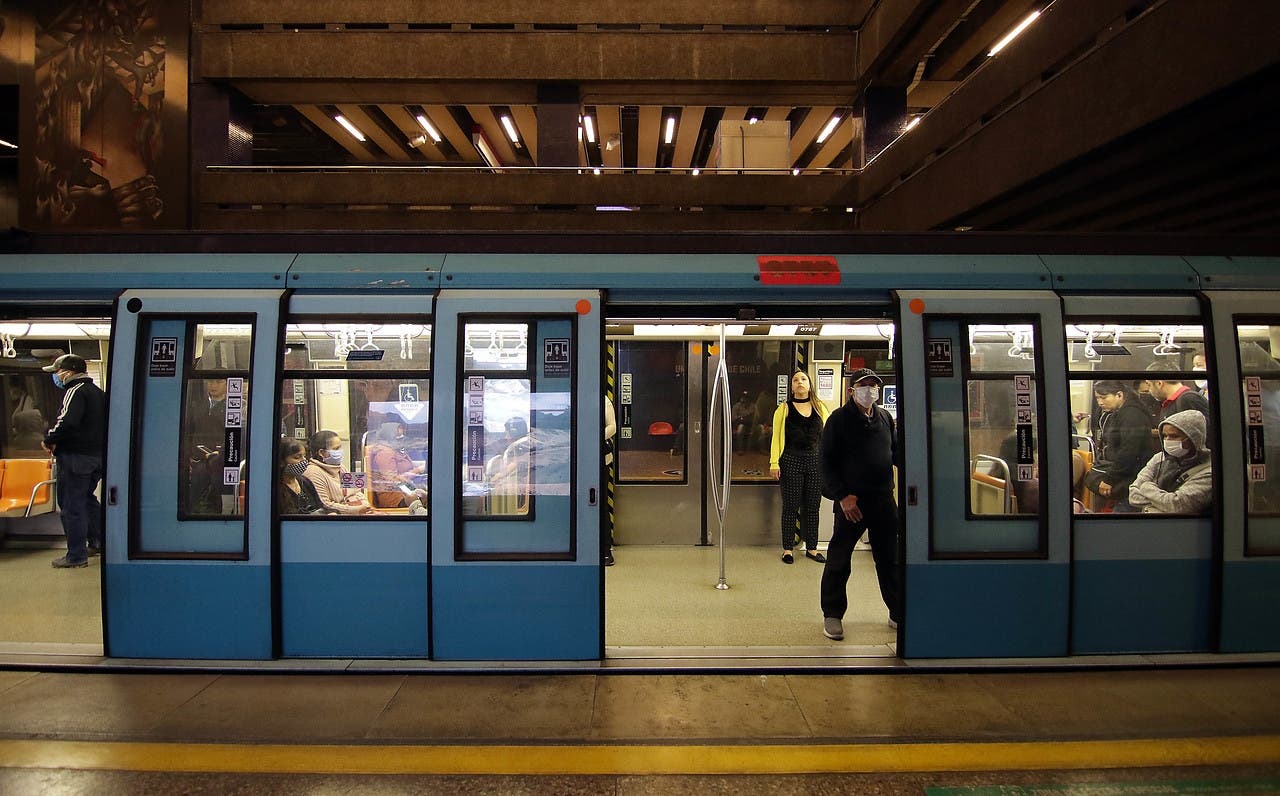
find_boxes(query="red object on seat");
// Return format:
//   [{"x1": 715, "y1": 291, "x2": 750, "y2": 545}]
[{"x1": 647, "y1": 421, "x2": 675, "y2": 436}]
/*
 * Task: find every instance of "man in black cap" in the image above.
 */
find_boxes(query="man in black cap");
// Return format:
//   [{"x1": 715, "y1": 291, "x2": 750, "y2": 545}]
[
  {"x1": 818, "y1": 367, "x2": 901, "y2": 640},
  {"x1": 41, "y1": 354, "x2": 107, "y2": 568}
]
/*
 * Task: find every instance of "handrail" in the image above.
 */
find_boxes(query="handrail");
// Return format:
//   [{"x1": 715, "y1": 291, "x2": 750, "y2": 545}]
[
  {"x1": 972, "y1": 454, "x2": 1015, "y2": 514},
  {"x1": 708, "y1": 324, "x2": 733, "y2": 591},
  {"x1": 23, "y1": 478, "x2": 56, "y2": 518}
]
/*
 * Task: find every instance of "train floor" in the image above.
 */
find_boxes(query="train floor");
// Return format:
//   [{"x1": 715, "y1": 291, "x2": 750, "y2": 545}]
[{"x1": 0, "y1": 666, "x2": 1278, "y2": 793}]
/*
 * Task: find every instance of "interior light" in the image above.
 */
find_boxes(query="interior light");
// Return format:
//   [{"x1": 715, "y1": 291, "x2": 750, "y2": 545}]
[
  {"x1": 0, "y1": 139, "x2": 16, "y2": 149},
  {"x1": 691, "y1": 168, "x2": 700, "y2": 176},
  {"x1": 414, "y1": 114, "x2": 442, "y2": 143},
  {"x1": 334, "y1": 115, "x2": 366, "y2": 142},
  {"x1": 815, "y1": 115, "x2": 841, "y2": 144},
  {"x1": 577, "y1": 126, "x2": 583, "y2": 141},
  {"x1": 792, "y1": 168, "x2": 800, "y2": 176},
  {"x1": 988, "y1": 10, "x2": 1040, "y2": 56},
  {"x1": 905, "y1": 116, "x2": 922, "y2": 132},
  {"x1": 768, "y1": 325, "x2": 799, "y2": 337},
  {"x1": 583, "y1": 115, "x2": 596, "y2": 143},
  {"x1": 500, "y1": 115, "x2": 520, "y2": 144},
  {"x1": 819, "y1": 324, "x2": 886, "y2": 338},
  {"x1": 472, "y1": 127, "x2": 503, "y2": 172},
  {"x1": 593, "y1": 167, "x2": 601, "y2": 175},
  {"x1": 748, "y1": 117, "x2": 759, "y2": 124},
  {"x1": 664, "y1": 117, "x2": 676, "y2": 144}
]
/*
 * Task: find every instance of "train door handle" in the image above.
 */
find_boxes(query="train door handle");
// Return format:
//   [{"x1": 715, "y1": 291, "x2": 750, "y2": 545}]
[
  {"x1": 907, "y1": 485, "x2": 918, "y2": 506},
  {"x1": 588, "y1": 487, "x2": 598, "y2": 506},
  {"x1": 108, "y1": 486, "x2": 118, "y2": 506}
]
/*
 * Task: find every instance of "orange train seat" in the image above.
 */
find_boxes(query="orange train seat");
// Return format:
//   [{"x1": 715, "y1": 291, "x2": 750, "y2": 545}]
[{"x1": 0, "y1": 458, "x2": 56, "y2": 518}]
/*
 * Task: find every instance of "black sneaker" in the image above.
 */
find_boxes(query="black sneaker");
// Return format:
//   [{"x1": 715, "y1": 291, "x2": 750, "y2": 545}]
[
  {"x1": 604, "y1": 551, "x2": 615, "y2": 566},
  {"x1": 88, "y1": 546, "x2": 102, "y2": 557},
  {"x1": 51, "y1": 556, "x2": 88, "y2": 569}
]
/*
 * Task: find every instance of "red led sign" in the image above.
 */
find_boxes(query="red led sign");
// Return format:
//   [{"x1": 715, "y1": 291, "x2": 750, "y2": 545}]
[{"x1": 756, "y1": 255, "x2": 841, "y2": 285}]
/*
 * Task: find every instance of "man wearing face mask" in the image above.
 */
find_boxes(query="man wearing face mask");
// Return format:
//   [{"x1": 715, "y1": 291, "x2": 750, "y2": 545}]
[
  {"x1": 1192, "y1": 352, "x2": 1209, "y2": 398},
  {"x1": 818, "y1": 367, "x2": 901, "y2": 640},
  {"x1": 1126, "y1": 409, "x2": 1212, "y2": 514},
  {"x1": 40, "y1": 354, "x2": 107, "y2": 568}
]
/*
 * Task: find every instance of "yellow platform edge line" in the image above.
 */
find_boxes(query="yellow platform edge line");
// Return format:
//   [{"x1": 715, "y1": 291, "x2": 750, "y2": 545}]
[{"x1": 1, "y1": 736, "x2": 1278, "y2": 775}]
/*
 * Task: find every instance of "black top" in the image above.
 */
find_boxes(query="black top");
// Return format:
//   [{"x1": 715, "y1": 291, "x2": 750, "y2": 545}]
[
  {"x1": 44, "y1": 375, "x2": 106, "y2": 457},
  {"x1": 279, "y1": 475, "x2": 325, "y2": 515},
  {"x1": 1094, "y1": 402, "x2": 1157, "y2": 488},
  {"x1": 820, "y1": 400, "x2": 897, "y2": 501},
  {"x1": 784, "y1": 402, "x2": 823, "y2": 453}
]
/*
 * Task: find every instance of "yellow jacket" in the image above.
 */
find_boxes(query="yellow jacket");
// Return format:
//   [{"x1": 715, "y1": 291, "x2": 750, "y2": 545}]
[{"x1": 769, "y1": 399, "x2": 831, "y2": 469}]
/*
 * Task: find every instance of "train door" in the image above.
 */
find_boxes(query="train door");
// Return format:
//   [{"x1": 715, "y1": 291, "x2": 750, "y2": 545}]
[
  {"x1": 1063, "y1": 297, "x2": 1216, "y2": 653},
  {"x1": 429, "y1": 291, "x2": 602, "y2": 660},
  {"x1": 275, "y1": 295, "x2": 433, "y2": 657},
  {"x1": 105, "y1": 290, "x2": 283, "y2": 658},
  {"x1": 897, "y1": 291, "x2": 1072, "y2": 657},
  {"x1": 1205, "y1": 291, "x2": 1280, "y2": 652}
]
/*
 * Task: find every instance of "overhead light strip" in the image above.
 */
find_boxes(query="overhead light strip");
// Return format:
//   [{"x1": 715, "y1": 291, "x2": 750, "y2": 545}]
[
  {"x1": 415, "y1": 114, "x2": 442, "y2": 143},
  {"x1": 333, "y1": 114, "x2": 366, "y2": 142},
  {"x1": 988, "y1": 10, "x2": 1041, "y2": 56},
  {"x1": 664, "y1": 117, "x2": 676, "y2": 145},
  {"x1": 583, "y1": 115, "x2": 596, "y2": 144},
  {"x1": 472, "y1": 127, "x2": 503, "y2": 172},
  {"x1": 500, "y1": 115, "x2": 520, "y2": 144},
  {"x1": 815, "y1": 115, "x2": 841, "y2": 144}
]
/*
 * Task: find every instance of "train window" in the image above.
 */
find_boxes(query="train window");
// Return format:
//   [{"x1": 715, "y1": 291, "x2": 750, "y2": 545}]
[
  {"x1": 180, "y1": 323, "x2": 252, "y2": 520},
  {"x1": 1236, "y1": 322, "x2": 1280, "y2": 552},
  {"x1": 964, "y1": 323, "x2": 1042, "y2": 518},
  {"x1": 614, "y1": 341, "x2": 687, "y2": 483},
  {"x1": 726, "y1": 341, "x2": 795, "y2": 482},
  {"x1": 1065, "y1": 322, "x2": 1212, "y2": 517},
  {"x1": 278, "y1": 321, "x2": 432, "y2": 517}
]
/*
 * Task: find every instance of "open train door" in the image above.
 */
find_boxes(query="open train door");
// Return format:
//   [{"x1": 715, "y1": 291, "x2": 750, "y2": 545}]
[
  {"x1": 429, "y1": 290, "x2": 603, "y2": 660},
  {"x1": 104, "y1": 288, "x2": 284, "y2": 659},
  {"x1": 896, "y1": 290, "x2": 1072, "y2": 657}
]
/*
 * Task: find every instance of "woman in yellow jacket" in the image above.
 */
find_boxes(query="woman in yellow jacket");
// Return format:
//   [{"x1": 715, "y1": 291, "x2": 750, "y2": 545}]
[{"x1": 769, "y1": 370, "x2": 830, "y2": 563}]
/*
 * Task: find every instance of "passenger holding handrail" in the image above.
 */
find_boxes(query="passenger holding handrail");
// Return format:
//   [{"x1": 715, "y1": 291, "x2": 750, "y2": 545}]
[
  {"x1": 769, "y1": 370, "x2": 830, "y2": 564},
  {"x1": 1082, "y1": 380, "x2": 1155, "y2": 508},
  {"x1": 1126, "y1": 410, "x2": 1212, "y2": 515}
]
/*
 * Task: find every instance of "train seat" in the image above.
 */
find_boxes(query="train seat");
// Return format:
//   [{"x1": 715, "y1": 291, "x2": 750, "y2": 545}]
[{"x1": 0, "y1": 458, "x2": 56, "y2": 518}]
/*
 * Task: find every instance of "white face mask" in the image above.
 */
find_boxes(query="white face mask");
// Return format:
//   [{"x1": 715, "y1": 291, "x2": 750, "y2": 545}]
[
  {"x1": 1164, "y1": 438, "x2": 1193, "y2": 458},
  {"x1": 853, "y1": 385, "x2": 879, "y2": 408}
]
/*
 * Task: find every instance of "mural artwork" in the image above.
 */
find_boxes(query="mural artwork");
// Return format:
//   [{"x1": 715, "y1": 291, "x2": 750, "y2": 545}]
[{"x1": 33, "y1": 1, "x2": 165, "y2": 228}]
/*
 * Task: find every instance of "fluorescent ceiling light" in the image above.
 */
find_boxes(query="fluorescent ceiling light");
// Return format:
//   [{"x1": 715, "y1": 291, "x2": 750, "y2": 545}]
[
  {"x1": 415, "y1": 114, "x2": 442, "y2": 142},
  {"x1": 472, "y1": 129, "x2": 503, "y2": 172},
  {"x1": 905, "y1": 116, "x2": 922, "y2": 132},
  {"x1": 989, "y1": 10, "x2": 1040, "y2": 56},
  {"x1": 815, "y1": 115, "x2": 841, "y2": 144},
  {"x1": 691, "y1": 168, "x2": 700, "y2": 176},
  {"x1": 748, "y1": 117, "x2": 759, "y2": 124},
  {"x1": 334, "y1": 115, "x2": 366, "y2": 142},
  {"x1": 500, "y1": 115, "x2": 520, "y2": 144},
  {"x1": 664, "y1": 117, "x2": 676, "y2": 144},
  {"x1": 583, "y1": 115, "x2": 596, "y2": 143},
  {"x1": 818, "y1": 324, "x2": 887, "y2": 338},
  {"x1": 632, "y1": 325, "x2": 744, "y2": 338},
  {"x1": 0, "y1": 138, "x2": 16, "y2": 149},
  {"x1": 768, "y1": 325, "x2": 799, "y2": 337}
]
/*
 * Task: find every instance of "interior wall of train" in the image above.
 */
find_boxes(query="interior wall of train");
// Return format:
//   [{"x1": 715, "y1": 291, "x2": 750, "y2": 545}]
[{"x1": 0, "y1": 251, "x2": 1277, "y2": 666}]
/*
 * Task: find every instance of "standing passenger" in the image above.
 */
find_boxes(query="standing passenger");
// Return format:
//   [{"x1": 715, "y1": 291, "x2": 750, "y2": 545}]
[
  {"x1": 41, "y1": 354, "x2": 106, "y2": 568},
  {"x1": 769, "y1": 370, "x2": 830, "y2": 564},
  {"x1": 1083, "y1": 380, "x2": 1155, "y2": 507},
  {"x1": 603, "y1": 396, "x2": 617, "y2": 566},
  {"x1": 819, "y1": 368, "x2": 901, "y2": 640}
]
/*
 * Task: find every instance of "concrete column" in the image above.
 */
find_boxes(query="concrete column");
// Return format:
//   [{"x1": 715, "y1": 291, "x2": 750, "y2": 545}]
[
  {"x1": 862, "y1": 83, "x2": 908, "y2": 164},
  {"x1": 536, "y1": 83, "x2": 581, "y2": 167}
]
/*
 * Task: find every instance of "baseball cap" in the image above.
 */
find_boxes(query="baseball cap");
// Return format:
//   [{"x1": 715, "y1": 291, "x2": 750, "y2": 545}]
[
  {"x1": 848, "y1": 367, "x2": 884, "y2": 385},
  {"x1": 42, "y1": 353, "x2": 87, "y2": 373}
]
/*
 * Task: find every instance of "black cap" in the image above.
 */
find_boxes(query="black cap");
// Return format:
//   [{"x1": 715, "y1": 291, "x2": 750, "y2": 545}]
[
  {"x1": 43, "y1": 354, "x2": 87, "y2": 373},
  {"x1": 848, "y1": 367, "x2": 883, "y2": 386}
]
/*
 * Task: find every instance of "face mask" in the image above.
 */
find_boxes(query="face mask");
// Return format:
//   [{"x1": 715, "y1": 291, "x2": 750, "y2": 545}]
[
  {"x1": 322, "y1": 449, "x2": 343, "y2": 466},
  {"x1": 853, "y1": 385, "x2": 879, "y2": 407},
  {"x1": 1195, "y1": 379, "x2": 1208, "y2": 390},
  {"x1": 285, "y1": 460, "x2": 309, "y2": 477},
  {"x1": 51, "y1": 373, "x2": 65, "y2": 388},
  {"x1": 1164, "y1": 439, "x2": 1192, "y2": 458}
]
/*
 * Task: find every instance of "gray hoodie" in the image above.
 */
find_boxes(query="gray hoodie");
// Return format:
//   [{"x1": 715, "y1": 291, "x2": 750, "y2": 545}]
[{"x1": 1127, "y1": 409, "x2": 1212, "y2": 514}]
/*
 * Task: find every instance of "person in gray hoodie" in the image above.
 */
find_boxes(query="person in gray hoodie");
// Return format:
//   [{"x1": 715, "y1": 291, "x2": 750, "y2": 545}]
[{"x1": 1127, "y1": 409, "x2": 1212, "y2": 514}]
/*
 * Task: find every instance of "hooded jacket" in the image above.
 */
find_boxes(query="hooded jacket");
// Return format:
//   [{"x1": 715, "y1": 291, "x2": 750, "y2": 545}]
[{"x1": 1127, "y1": 409, "x2": 1212, "y2": 514}]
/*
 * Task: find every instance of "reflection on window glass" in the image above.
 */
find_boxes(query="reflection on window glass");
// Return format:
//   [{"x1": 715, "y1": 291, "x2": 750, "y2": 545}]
[
  {"x1": 1068, "y1": 379, "x2": 1157, "y2": 513},
  {"x1": 464, "y1": 323, "x2": 528, "y2": 371},
  {"x1": 283, "y1": 323, "x2": 431, "y2": 371},
  {"x1": 966, "y1": 379, "x2": 1038, "y2": 516},
  {"x1": 279, "y1": 377, "x2": 429, "y2": 515},
  {"x1": 969, "y1": 323, "x2": 1037, "y2": 373},
  {"x1": 181, "y1": 323, "x2": 253, "y2": 517},
  {"x1": 726, "y1": 341, "x2": 794, "y2": 481},
  {"x1": 615, "y1": 342, "x2": 686, "y2": 482},
  {"x1": 1238, "y1": 325, "x2": 1280, "y2": 524}
]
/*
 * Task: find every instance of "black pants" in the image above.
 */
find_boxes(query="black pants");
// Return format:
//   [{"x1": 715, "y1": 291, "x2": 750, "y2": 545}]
[
  {"x1": 55, "y1": 452, "x2": 102, "y2": 563},
  {"x1": 820, "y1": 491, "x2": 901, "y2": 623},
  {"x1": 778, "y1": 449, "x2": 821, "y2": 550}
]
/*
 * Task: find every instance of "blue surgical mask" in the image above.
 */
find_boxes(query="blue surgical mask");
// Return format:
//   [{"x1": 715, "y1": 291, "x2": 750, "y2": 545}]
[
  {"x1": 322, "y1": 449, "x2": 343, "y2": 466},
  {"x1": 51, "y1": 372, "x2": 65, "y2": 388}
]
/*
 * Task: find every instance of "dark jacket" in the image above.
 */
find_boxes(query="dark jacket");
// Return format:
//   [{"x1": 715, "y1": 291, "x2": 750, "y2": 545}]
[
  {"x1": 1159, "y1": 386, "x2": 1209, "y2": 424},
  {"x1": 44, "y1": 375, "x2": 106, "y2": 457},
  {"x1": 820, "y1": 400, "x2": 896, "y2": 502},
  {"x1": 1086, "y1": 402, "x2": 1155, "y2": 500},
  {"x1": 279, "y1": 475, "x2": 326, "y2": 515}
]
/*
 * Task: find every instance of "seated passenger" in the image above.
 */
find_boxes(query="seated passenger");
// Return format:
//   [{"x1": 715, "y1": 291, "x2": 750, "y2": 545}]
[
  {"x1": 1083, "y1": 380, "x2": 1156, "y2": 506},
  {"x1": 1126, "y1": 410, "x2": 1212, "y2": 515},
  {"x1": 304, "y1": 430, "x2": 374, "y2": 515},
  {"x1": 278, "y1": 438, "x2": 329, "y2": 515},
  {"x1": 367, "y1": 421, "x2": 427, "y2": 508},
  {"x1": 10, "y1": 408, "x2": 48, "y2": 457}
]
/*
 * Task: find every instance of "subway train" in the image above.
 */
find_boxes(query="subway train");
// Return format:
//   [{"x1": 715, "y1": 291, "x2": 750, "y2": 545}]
[{"x1": 0, "y1": 246, "x2": 1277, "y2": 666}]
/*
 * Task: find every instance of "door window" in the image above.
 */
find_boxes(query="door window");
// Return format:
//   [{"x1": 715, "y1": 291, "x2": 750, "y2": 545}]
[
  {"x1": 614, "y1": 341, "x2": 687, "y2": 483},
  {"x1": 1236, "y1": 321, "x2": 1280, "y2": 553}
]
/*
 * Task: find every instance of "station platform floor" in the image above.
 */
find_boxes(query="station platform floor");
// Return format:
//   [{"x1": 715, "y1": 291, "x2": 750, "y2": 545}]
[{"x1": 1, "y1": 665, "x2": 1278, "y2": 794}]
